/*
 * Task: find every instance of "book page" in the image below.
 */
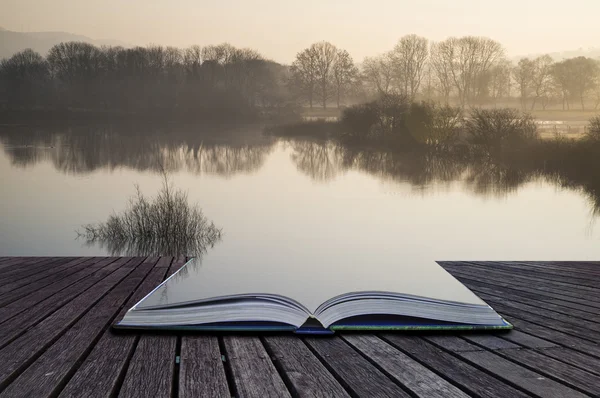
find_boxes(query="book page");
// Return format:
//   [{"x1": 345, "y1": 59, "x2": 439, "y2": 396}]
[{"x1": 135, "y1": 240, "x2": 486, "y2": 313}]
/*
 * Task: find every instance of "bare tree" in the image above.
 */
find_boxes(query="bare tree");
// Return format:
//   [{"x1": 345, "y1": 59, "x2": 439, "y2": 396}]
[
  {"x1": 290, "y1": 46, "x2": 318, "y2": 108},
  {"x1": 362, "y1": 52, "x2": 395, "y2": 96},
  {"x1": 313, "y1": 41, "x2": 338, "y2": 109},
  {"x1": 529, "y1": 55, "x2": 553, "y2": 110},
  {"x1": 391, "y1": 34, "x2": 429, "y2": 100},
  {"x1": 566, "y1": 57, "x2": 598, "y2": 110},
  {"x1": 488, "y1": 58, "x2": 511, "y2": 106},
  {"x1": 429, "y1": 41, "x2": 453, "y2": 104},
  {"x1": 332, "y1": 49, "x2": 358, "y2": 107},
  {"x1": 434, "y1": 36, "x2": 504, "y2": 106},
  {"x1": 512, "y1": 58, "x2": 534, "y2": 110}
]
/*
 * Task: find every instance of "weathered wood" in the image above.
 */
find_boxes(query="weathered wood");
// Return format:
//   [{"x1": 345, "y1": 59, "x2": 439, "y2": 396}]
[
  {"x1": 457, "y1": 277, "x2": 600, "y2": 317},
  {"x1": 0, "y1": 257, "x2": 117, "y2": 323},
  {"x1": 118, "y1": 335, "x2": 177, "y2": 398},
  {"x1": 57, "y1": 258, "x2": 166, "y2": 398},
  {"x1": 382, "y1": 335, "x2": 531, "y2": 398},
  {"x1": 459, "y1": 334, "x2": 521, "y2": 350},
  {"x1": 536, "y1": 347, "x2": 600, "y2": 377},
  {"x1": 449, "y1": 269, "x2": 600, "y2": 311},
  {"x1": 503, "y1": 316, "x2": 600, "y2": 359},
  {"x1": 1, "y1": 258, "x2": 599, "y2": 397},
  {"x1": 498, "y1": 348, "x2": 600, "y2": 396},
  {"x1": 0, "y1": 257, "x2": 71, "y2": 286},
  {"x1": 179, "y1": 336, "x2": 230, "y2": 398},
  {"x1": 445, "y1": 264, "x2": 600, "y2": 304},
  {"x1": 455, "y1": 348, "x2": 589, "y2": 397},
  {"x1": 118, "y1": 258, "x2": 178, "y2": 398},
  {"x1": 305, "y1": 336, "x2": 411, "y2": 397},
  {"x1": 0, "y1": 257, "x2": 145, "y2": 389},
  {"x1": 464, "y1": 261, "x2": 600, "y2": 288},
  {"x1": 263, "y1": 336, "x2": 349, "y2": 397},
  {"x1": 481, "y1": 297, "x2": 600, "y2": 342},
  {"x1": 0, "y1": 258, "x2": 121, "y2": 348},
  {"x1": 0, "y1": 257, "x2": 94, "y2": 306},
  {"x1": 0, "y1": 257, "x2": 50, "y2": 271},
  {"x1": 343, "y1": 334, "x2": 469, "y2": 398},
  {"x1": 167, "y1": 255, "x2": 188, "y2": 278},
  {"x1": 498, "y1": 330, "x2": 557, "y2": 349},
  {"x1": 0, "y1": 257, "x2": 152, "y2": 397},
  {"x1": 223, "y1": 336, "x2": 291, "y2": 398}
]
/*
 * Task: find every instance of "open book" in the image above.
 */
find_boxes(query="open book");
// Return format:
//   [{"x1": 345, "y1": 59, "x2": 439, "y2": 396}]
[{"x1": 115, "y1": 258, "x2": 511, "y2": 334}]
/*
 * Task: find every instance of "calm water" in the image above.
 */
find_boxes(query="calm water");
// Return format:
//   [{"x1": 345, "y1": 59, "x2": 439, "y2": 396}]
[{"x1": 1, "y1": 124, "x2": 600, "y2": 261}]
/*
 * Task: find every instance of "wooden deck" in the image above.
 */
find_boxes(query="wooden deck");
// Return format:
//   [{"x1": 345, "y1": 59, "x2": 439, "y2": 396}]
[{"x1": 0, "y1": 258, "x2": 599, "y2": 398}]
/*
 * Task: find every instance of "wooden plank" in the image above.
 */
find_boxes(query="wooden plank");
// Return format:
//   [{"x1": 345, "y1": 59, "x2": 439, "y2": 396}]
[
  {"x1": 0, "y1": 257, "x2": 144, "y2": 389},
  {"x1": 0, "y1": 258, "x2": 121, "y2": 348},
  {"x1": 458, "y1": 350, "x2": 588, "y2": 398},
  {"x1": 446, "y1": 266, "x2": 600, "y2": 302},
  {"x1": 263, "y1": 336, "x2": 349, "y2": 398},
  {"x1": 465, "y1": 261, "x2": 600, "y2": 287},
  {"x1": 423, "y1": 335, "x2": 483, "y2": 352},
  {"x1": 445, "y1": 264, "x2": 600, "y2": 303},
  {"x1": 476, "y1": 289, "x2": 600, "y2": 330},
  {"x1": 447, "y1": 268, "x2": 600, "y2": 310},
  {"x1": 382, "y1": 335, "x2": 531, "y2": 398},
  {"x1": 505, "y1": 316, "x2": 600, "y2": 359},
  {"x1": 119, "y1": 257, "x2": 178, "y2": 398},
  {"x1": 456, "y1": 277, "x2": 600, "y2": 317},
  {"x1": 496, "y1": 348, "x2": 600, "y2": 396},
  {"x1": 499, "y1": 330, "x2": 558, "y2": 349},
  {"x1": 0, "y1": 257, "x2": 49, "y2": 271},
  {"x1": 459, "y1": 334, "x2": 521, "y2": 350},
  {"x1": 167, "y1": 255, "x2": 188, "y2": 278},
  {"x1": 59, "y1": 259, "x2": 169, "y2": 398},
  {"x1": 0, "y1": 257, "x2": 153, "y2": 397},
  {"x1": 305, "y1": 336, "x2": 410, "y2": 397},
  {"x1": 0, "y1": 257, "x2": 89, "y2": 295},
  {"x1": 481, "y1": 297, "x2": 600, "y2": 342},
  {"x1": 155, "y1": 256, "x2": 172, "y2": 268},
  {"x1": 0, "y1": 257, "x2": 99, "y2": 308},
  {"x1": 537, "y1": 347, "x2": 600, "y2": 377},
  {"x1": 179, "y1": 336, "x2": 230, "y2": 398},
  {"x1": 118, "y1": 335, "x2": 177, "y2": 398},
  {"x1": 0, "y1": 257, "x2": 117, "y2": 324},
  {"x1": 223, "y1": 336, "x2": 291, "y2": 398},
  {"x1": 0, "y1": 257, "x2": 70, "y2": 285},
  {"x1": 343, "y1": 334, "x2": 470, "y2": 398}
]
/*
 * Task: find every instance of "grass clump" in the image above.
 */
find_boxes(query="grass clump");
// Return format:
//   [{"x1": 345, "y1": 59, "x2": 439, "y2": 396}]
[{"x1": 78, "y1": 175, "x2": 222, "y2": 257}]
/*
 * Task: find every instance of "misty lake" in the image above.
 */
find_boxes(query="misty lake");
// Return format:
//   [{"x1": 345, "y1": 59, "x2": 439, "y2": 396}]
[{"x1": 1, "y1": 123, "x2": 600, "y2": 262}]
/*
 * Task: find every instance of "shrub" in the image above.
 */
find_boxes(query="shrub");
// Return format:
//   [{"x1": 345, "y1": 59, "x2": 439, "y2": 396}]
[
  {"x1": 586, "y1": 116, "x2": 600, "y2": 141},
  {"x1": 339, "y1": 94, "x2": 411, "y2": 141},
  {"x1": 465, "y1": 108, "x2": 537, "y2": 153},
  {"x1": 406, "y1": 102, "x2": 463, "y2": 148},
  {"x1": 339, "y1": 101, "x2": 379, "y2": 138}
]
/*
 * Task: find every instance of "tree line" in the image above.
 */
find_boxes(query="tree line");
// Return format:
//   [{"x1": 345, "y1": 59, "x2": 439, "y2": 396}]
[
  {"x1": 1, "y1": 35, "x2": 600, "y2": 113},
  {"x1": 0, "y1": 42, "x2": 288, "y2": 116}
]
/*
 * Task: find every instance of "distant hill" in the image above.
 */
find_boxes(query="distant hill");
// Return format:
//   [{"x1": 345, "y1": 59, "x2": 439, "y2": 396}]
[{"x1": 0, "y1": 28, "x2": 130, "y2": 59}]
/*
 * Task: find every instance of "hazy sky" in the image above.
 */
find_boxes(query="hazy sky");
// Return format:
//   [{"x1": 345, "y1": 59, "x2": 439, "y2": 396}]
[{"x1": 2, "y1": 0, "x2": 599, "y2": 63}]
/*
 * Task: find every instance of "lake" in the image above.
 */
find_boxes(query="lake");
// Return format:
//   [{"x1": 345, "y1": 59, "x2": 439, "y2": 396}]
[{"x1": 1, "y1": 123, "x2": 600, "y2": 262}]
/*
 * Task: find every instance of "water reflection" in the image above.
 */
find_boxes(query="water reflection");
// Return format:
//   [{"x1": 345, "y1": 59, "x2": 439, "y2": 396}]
[
  {"x1": 0, "y1": 124, "x2": 275, "y2": 177},
  {"x1": 2, "y1": 124, "x2": 600, "y2": 217},
  {"x1": 286, "y1": 138, "x2": 600, "y2": 213}
]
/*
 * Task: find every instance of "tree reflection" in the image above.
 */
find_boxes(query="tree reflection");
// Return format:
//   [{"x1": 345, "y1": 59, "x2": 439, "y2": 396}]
[
  {"x1": 286, "y1": 138, "x2": 600, "y2": 212},
  {"x1": 0, "y1": 123, "x2": 275, "y2": 177}
]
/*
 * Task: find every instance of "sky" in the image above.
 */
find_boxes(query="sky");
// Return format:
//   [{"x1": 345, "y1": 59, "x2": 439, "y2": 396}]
[{"x1": 2, "y1": 0, "x2": 599, "y2": 63}]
